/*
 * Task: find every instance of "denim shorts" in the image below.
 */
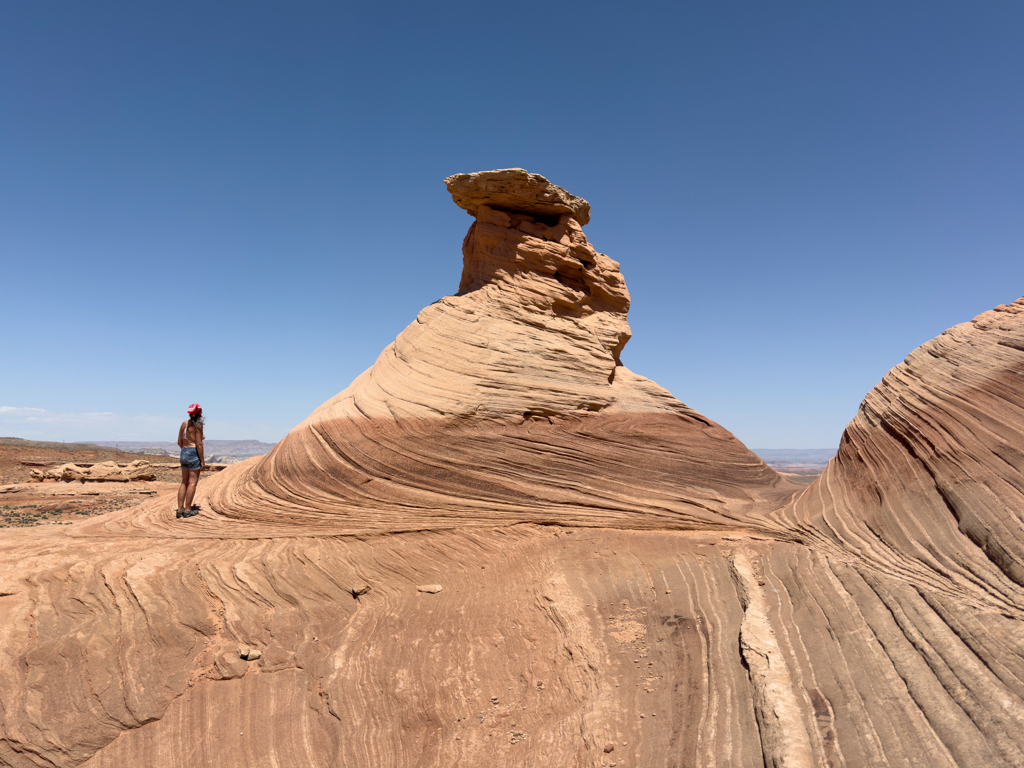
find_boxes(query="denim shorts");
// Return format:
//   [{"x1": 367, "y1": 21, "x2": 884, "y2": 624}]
[{"x1": 180, "y1": 447, "x2": 201, "y2": 470}]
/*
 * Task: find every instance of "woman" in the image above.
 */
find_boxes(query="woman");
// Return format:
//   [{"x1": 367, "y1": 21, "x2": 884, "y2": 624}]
[{"x1": 176, "y1": 403, "x2": 207, "y2": 519}]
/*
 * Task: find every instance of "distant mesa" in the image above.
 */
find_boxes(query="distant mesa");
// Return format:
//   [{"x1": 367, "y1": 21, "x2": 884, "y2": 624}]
[
  {"x1": 0, "y1": 437, "x2": 112, "y2": 452},
  {"x1": 89, "y1": 440, "x2": 278, "y2": 464},
  {"x1": 752, "y1": 448, "x2": 833, "y2": 480}
]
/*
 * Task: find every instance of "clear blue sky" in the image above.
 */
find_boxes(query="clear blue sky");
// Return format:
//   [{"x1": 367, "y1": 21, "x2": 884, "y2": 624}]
[{"x1": 2, "y1": 1, "x2": 1022, "y2": 449}]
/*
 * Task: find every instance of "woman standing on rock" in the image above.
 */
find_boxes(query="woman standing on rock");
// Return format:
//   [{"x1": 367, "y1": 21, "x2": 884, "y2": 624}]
[{"x1": 176, "y1": 404, "x2": 207, "y2": 519}]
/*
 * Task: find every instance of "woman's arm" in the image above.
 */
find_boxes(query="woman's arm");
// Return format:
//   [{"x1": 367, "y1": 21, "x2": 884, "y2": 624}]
[
  {"x1": 196, "y1": 426, "x2": 206, "y2": 469},
  {"x1": 177, "y1": 421, "x2": 186, "y2": 449}
]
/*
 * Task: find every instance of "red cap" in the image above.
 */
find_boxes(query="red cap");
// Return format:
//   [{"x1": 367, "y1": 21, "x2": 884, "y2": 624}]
[{"x1": 187, "y1": 404, "x2": 202, "y2": 415}]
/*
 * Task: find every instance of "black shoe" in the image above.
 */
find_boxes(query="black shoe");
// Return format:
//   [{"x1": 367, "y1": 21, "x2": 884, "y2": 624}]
[
  {"x1": 175, "y1": 509, "x2": 184, "y2": 519},
  {"x1": 184, "y1": 508, "x2": 200, "y2": 518}
]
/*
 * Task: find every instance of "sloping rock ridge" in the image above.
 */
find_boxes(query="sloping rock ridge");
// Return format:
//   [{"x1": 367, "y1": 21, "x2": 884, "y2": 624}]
[{"x1": 0, "y1": 172, "x2": 1022, "y2": 768}]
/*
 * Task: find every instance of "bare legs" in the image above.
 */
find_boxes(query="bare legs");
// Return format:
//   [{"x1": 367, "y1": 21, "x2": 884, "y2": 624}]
[
  {"x1": 176, "y1": 466, "x2": 202, "y2": 516},
  {"x1": 177, "y1": 465, "x2": 189, "y2": 511},
  {"x1": 184, "y1": 468, "x2": 201, "y2": 510}
]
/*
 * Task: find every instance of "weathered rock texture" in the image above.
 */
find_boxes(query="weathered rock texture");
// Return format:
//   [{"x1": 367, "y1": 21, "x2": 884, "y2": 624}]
[
  {"x1": 0, "y1": 172, "x2": 1022, "y2": 768},
  {"x1": 445, "y1": 168, "x2": 592, "y2": 225},
  {"x1": 780, "y1": 300, "x2": 1024, "y2": 590},
  {"x1": 30, "y1": 460, "x2": 157, "y2": 483},
  {"x1": 182, "y1": 171, "x2": 789, "y2": 536}
]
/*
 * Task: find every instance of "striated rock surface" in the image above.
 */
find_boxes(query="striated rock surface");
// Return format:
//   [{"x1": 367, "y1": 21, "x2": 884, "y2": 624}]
[
  {"x1": 175, "y1": 171, "x2": 789, "y2": 536},
  {"x1": 1, "y1": 172, "x2": 1023, "y2": 768},
  {"x1": 762, "y1": 297, "x2": 1024, "y2": 766},
  {"x1": 778, "y1": 299, "x2": 1024, "y2": 586}
]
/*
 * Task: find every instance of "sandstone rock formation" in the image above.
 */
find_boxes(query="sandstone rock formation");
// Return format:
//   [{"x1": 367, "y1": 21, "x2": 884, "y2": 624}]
[
  {"x1": 780, "y1": 299, "x2": 1024, "y2": 591},
  {"x1": 0, "y1": 171, "x2": 1022, "y2": 768},
  {"x1": 29, "y1": 460, "x2": 157, "y2": 483},
  {"x1": 185, "y1": 168, "x2": 789, "y2": 536},
  {"x1": 445, "y1": 168, "x2": 592, "y2": 225}
]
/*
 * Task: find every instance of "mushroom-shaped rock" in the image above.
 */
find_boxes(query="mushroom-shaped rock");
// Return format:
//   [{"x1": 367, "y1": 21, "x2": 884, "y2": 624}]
[
  {"x1": 199, "y1": 168, "x2": 783, "y2": 534},
  {"x1": 445, "y1": 168, "x2": 591, "y2": 225}
]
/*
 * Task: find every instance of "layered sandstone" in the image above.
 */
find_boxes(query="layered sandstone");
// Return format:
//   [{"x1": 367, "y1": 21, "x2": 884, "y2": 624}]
[
  {"x1": 0, "y1": 172, "x2": 1022, "y2": 768},
  {"x1": 163, "y1": 169, "x2": 790, "y2": 536}
]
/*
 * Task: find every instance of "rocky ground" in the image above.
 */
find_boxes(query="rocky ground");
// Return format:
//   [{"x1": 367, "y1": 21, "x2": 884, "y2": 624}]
[
  {"x1": 0, "y1": 439, "x2": 219, "y2": 527},
  {"x1": 0, "y1": 438, "x2": 180, "y2": 485},
  {"x1": 0, "y1": 484, "x2": 170, "y2": 527}
]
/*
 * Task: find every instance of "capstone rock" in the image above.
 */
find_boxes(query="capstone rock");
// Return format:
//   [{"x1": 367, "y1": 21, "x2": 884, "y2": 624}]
[{"x1": 444, "y1": 168, "x2": 592, "y2": 225}]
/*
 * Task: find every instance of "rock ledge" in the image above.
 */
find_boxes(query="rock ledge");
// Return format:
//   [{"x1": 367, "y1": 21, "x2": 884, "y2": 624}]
[{"x1": 444, "y1": 168, "x2": 591, "y2": 225}]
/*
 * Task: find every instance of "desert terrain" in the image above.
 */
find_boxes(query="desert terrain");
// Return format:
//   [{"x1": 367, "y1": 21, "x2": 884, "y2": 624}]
[
  {"x1": 1, "y1": 170, "x2": 1023, "y2": 768},
  {"x1": 0, "y1": 439, "x2": 190, "y2": 528}
]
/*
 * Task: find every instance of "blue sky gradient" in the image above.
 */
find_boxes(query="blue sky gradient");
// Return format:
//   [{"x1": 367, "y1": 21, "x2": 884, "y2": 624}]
[{"x1": 2, "y1": 1, "x2": 1022, "y2": 448}]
